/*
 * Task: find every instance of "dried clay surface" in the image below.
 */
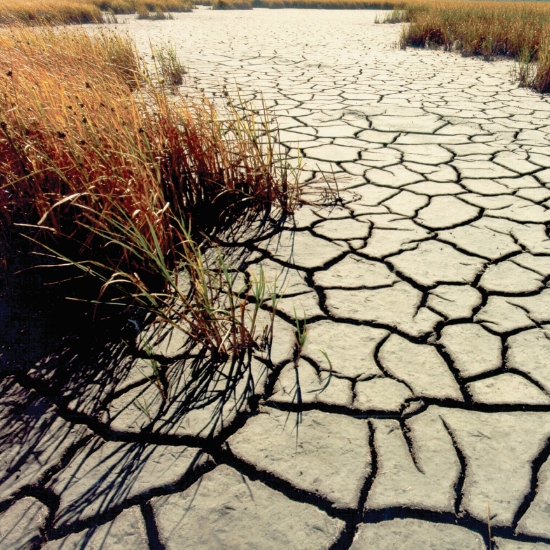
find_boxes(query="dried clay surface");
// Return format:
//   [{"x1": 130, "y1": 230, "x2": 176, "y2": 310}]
[{"x1": 3, "y1": 8, "x2": 550, "y2": 550}]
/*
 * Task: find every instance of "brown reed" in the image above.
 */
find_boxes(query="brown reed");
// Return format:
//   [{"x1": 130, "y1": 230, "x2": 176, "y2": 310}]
[
  {"x1": 397, "y1": 1, "x2": 550, "y2": 92},
  {"x1": 0, "y1": 25, "x2": 295, "y2": 356},
  {"x1": 0, "y1": 0, "x2": 192, "y2": 25}
]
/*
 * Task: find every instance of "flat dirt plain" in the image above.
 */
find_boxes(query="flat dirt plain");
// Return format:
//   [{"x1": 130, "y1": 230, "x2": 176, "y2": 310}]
[{"x1": 3, "y1": 8, "x2": 550, "y2": 550}]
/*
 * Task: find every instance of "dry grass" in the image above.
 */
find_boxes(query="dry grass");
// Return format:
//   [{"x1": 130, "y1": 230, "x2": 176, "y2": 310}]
[
  {"x1": 0, "y1": 0, "x2": 192, "y2": 25},
  {"x1": 397, "y1": 1, "x2": 550, "y2": 92},
  {"x1": 210, "y1": 0, "x2": 550, "y2": 94},
  {"x1": 0, "y1": 0, "x2": 103, "y2": 24},
  {"x1": 0, "y1": 25, "x2": 295, "y2": 358},
  {"x1": 91, "y1": 0, "x2": 193, "y2": 13},
  {"x1": 265, "y1": 0, "x2": 395, "y2": 7},
  {"x1": 136, "y1": 4, "x2": 174, "y2": 18},
  {"x1": 212, "y1": 0, "x2": 396, "y2": 9},
  {"x1": 3, "y1": 0, "x2": 550, "y2": 25}
]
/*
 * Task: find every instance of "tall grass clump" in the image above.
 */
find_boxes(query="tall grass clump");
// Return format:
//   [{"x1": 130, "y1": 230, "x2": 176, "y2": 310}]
[
  {"x1": 264, "y1": 0, "x2": 396, "y2": 7},
  {"x1": 0, "y1": 0, "x2": 192, "y2": 25},
  {"x1": 0, "y1": 25, "x2": 296, "y2": 359},
  {"x1": 91, "y1": 0, "x2": 193, "y2": 12},
  {"x1": 136, "y1": 4, "x2": 174, "y2": 18},
  {"x1": 398, "y1": 1, "x2": 550, "y2": 92},
  {"x1": 0, "y1": 0, "x2": 104, "y2": 24},
  {"x1": 153, "y1": 42, "x2": 186, "y2": 85},
  {"x1": 517, "y1": 37, "x2": 550, "y2": 93},
  {"x1": 212, "y1": 0, "x2": 397, "y2": 8},
  {"x1": 249, "y1": 0, "x2": 396, "y2": 10},
  {"x1": 212, "y1": 0, "x2": 253, "y2": 9}
]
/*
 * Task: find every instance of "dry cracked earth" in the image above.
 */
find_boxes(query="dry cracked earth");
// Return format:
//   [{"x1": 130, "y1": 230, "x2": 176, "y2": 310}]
[{"x1": 4, "y1": 8, "x2": 550, "y2": 550}]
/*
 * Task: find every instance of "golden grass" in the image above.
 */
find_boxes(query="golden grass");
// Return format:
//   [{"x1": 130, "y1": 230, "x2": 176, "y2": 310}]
[
  {"x1": 0, "y1": 25, "x2": 295, "y2": 355},
  {"x1": 212, "y1": 0, "x2": 396, "y2": 8},
  {"x1": 208, "y1": 0, "x2": 550, "y2": 93},
  {"x1": 90, "y1": 0, "x2": 193, "y2": 13},
  {"x1": 0, "y1": 0, "x2": 402, "y2": 19},
  {"x1": 258, "y1": 0, "x2": 395, "y2": 7},
  {"x1": 0, "y1": 0, "x2": 192, "y2": 25},
  {"x1": 0, "y1": 0, "x2": 103, "y2": 24},
  {"x1": 212, "y1": 0, "x2": 550, "y2": 10},
  {"x1": 397, "y1": 1, "x2": 550, "y2": 92},
  {"x1": 3, "y1": 0, "x2": 550, "y2": 25}
]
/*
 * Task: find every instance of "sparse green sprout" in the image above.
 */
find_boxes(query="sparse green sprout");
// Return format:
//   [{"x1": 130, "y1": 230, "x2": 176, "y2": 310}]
[
  {"x1": 317, "y1": 349, "x2": 333, "y2": 392},
  {"x1": 134, "y1": 397, "x2": 154, "y2": 422},
  {"x1": 142, "y1": 344, "x2": 167, "y2": 400},
  {"x1": 293, "y1": 305, "x2": 307, "y2": 352}
]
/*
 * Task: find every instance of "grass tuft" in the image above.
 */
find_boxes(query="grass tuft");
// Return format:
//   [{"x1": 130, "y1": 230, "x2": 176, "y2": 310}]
[
  {"x1": 153, "y1": 43, "x2": 186, "y2": 85},
  {"x1": 0, "y1": 0, "x2": 104, "y2": 24},
  {"x1": 398, "y1": 1, "x2": 550, "y2": 92},
  {"x1": 212, "y1": 0, "x2": 253, "y2": 9},
  {"x1": 136, "y1": 4, "x2": 174, "y2": 18},
  {"x1": 0, "y1": 25, "x2": 297, "y2": 360},
  {"x1": 0, "y1": 0, "x2": 192, "y2": 25}
]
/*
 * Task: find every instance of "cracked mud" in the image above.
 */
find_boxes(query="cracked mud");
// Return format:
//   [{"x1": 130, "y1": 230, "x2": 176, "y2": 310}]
[{"x1": 2, "y1": 8, "x2": 550, "y2": 550}]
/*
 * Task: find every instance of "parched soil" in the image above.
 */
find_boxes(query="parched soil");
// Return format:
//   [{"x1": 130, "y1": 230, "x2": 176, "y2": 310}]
[{"x1": 2, "y1": 9, "x2": 550, "y2": 550}]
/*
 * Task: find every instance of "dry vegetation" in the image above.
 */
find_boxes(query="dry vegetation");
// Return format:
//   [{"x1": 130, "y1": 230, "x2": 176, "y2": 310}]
[
  {"x1": 208, "y1": 0, "x2": 550, "y2": 93},
  {"x1": 3, "y1": 0, "x2": 549, "y2": 92},
  {"x1": 211, "y1": 0, "x2": 395, "y2": 9},
  {"x1": 0, "y1": 0, "x2": 192, "y2": 25},
  {"x1": 0, "y1": 26, "x2": 295, "y2": 357},
  {"x1": 0, "y1": 0, "x2": 103, "y2": 24},
  {"x1": 90, "y1": 0, "x2": 193, "y2": 13},
  {"x1": 0, "y1": 0, "x2": 405, "y2": 22},
  {"x1": 391, "y1": 1, "x2": 550, "y2": 92}
]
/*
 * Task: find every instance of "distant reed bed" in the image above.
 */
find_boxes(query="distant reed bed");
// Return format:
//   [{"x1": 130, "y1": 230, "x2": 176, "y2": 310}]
[
  {"x1": 0, "y1": 0, "x2": 408, "y2": 21},
  {"x1": 0, "y1": 0, "x2": 103, "y2": 24},
  {"x1": 209, "y1": 0, "x2": 550, "y2": 93},
  {"x1": 391, "y1": 1, "x2": 550, "y2": 92},
  {"x1": 0, "y1": 0, "x2": 192, "y2": 25},
  {"x1": 212, "y1": 0, "x2": 396, "y2": 9},
  {"x1": 211, "y1": 0, "x2": 550, "y2": 10},
  {"x1": 2, "y1": 0, "x2": 550, "y2": 26}
]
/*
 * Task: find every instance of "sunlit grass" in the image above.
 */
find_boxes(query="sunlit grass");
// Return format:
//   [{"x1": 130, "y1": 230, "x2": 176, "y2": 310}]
[
  {"x1": 396, "y1": 1, "x2": 550, "y2": 92},
  {"x1": 90, "y1": 0, "x2": 193, "y2": 13},
  {"x1": 0, "y1": 0, "x2": 192, "y2": 24},
  {"x1": 211, "y1": 0, "x2": 397, "y2": 8},
  {"x1": 0, "y1": 25, "x2": 296, "y2": 358},
  {"x1": 0, "y1": 0, "x2": 103, "y2": 24}
]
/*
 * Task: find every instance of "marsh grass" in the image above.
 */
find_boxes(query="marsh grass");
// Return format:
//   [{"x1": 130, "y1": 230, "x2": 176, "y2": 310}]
[
  {"x1": 267, "y1": 0, "x2": 395, "y2": 7},
  {"x1": 213, "y1": 0, "x2": 253, "y2": 9},
  {"x1": 0, "y1": 0, "x2": 192, "y2": 25},
  {"x1": 136, "y1": 4, "x2": 174, "y2": 18},
  {"x1": 0, "y1": 0, "x2": 103, "y2": 24},
  {"x1": 94, "y1": 0, "x2": 192, "y2": 13},
  {"x1": 153, "y1": 42, "x2": 186, "y2": 85},
  {"x1": 376, "y1": 6, "x2": 404, "y2": 22},
  {"x1": 398, "y1": 1, "x2": 550, "y2": 92},
  {"x1": 212, "y1": 0, "x2": 396, "y2": 8},
  {"x1": 0, "y1": 25, "x2": 297, "y2": 360}
]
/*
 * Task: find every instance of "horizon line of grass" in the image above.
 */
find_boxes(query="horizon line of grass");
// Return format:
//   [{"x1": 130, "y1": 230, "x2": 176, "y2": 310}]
[
  {"x1": 3, "y1": 0, "x2": 550, "y2": 25},
  {"x1": 0, "y1": 0, "x2": 399, "y2": 22},
  {"x1": 211, "y1": 0, "x2": 397, "y2": 10},
  {"x1": 0, "y1": 0, "x2": 403, "y2": 25},
  {"x1": 209, "y1": 0, "x2": 550, "y2": 10}
]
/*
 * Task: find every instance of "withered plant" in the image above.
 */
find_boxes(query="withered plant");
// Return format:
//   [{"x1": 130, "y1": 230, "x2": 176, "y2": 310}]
[
  {"x1": 0, "y1": 25, "x2": 297, "y2": 362},
  {"x1": 397, "y1": 1, "x2": 550, "y2": 93}
]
